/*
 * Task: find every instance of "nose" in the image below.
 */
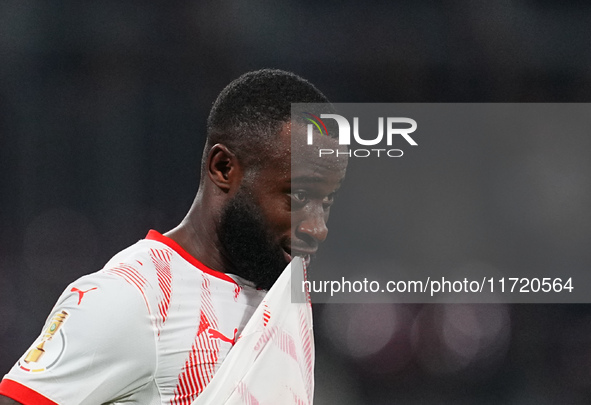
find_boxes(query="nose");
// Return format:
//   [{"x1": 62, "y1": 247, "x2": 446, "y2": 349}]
[{"x1": 296, "y1": 207, "x2": 329, "y2": 245}]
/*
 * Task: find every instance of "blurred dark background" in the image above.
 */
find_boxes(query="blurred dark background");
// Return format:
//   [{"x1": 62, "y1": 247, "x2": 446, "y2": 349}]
[{"x1": 1, "y1": 1, "x2": 591, "y2": 404}]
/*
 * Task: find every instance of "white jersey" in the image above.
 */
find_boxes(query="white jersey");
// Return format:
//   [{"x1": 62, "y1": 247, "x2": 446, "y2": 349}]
[
  {"x1": 0, "y1": 230, "x2": 266, "y2": 405},
  {"x1": 192, "y1": 255, "x2": 315, "y2": 405}
]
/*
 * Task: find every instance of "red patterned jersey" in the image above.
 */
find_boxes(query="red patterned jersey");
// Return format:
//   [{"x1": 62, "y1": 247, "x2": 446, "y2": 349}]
[{"x1": 0, "y1": 230, "x2": 265, "y2": 405}]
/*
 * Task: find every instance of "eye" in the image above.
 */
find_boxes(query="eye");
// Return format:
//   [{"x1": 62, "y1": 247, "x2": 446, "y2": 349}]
[
  {"x1": 323, "y1": 192, "x2": 336, "y2": 209},
  {"x1": 290, "y1": 191, "x2": 309, "y2": 205}
]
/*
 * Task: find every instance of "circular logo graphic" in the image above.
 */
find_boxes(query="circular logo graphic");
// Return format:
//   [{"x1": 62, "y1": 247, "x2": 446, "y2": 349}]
[{"x1": 18, "y1": 310, "x2": 69, "y2": 373}]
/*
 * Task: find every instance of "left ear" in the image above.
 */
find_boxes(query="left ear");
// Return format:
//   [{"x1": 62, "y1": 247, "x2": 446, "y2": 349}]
[{"x1": 206, "y1": 143, "x2": 244, "y2": 193}]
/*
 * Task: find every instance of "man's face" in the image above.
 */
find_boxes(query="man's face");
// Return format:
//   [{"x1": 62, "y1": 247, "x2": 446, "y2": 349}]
[{"x1": 218, "y1": 122, "x2": 348, "y2": 290}]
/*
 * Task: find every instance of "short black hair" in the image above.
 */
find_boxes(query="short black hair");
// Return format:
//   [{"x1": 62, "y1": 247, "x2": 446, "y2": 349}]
[{"x1": 203, "y1": 69, "x2": 330, "y2": 173}]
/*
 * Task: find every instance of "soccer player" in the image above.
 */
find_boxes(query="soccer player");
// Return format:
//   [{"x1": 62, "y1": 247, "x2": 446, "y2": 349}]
[{"x1": 0, "y1": 69, "x2": 347, "y2": 404}]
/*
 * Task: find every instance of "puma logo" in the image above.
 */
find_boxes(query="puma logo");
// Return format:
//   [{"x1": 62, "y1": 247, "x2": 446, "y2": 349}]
[
  {"x1": 71, "y1": 287, "x2": 98, "y2": 305},
  {"x1": 208, "y1": 328, "x2": 238, "y2": 346}
]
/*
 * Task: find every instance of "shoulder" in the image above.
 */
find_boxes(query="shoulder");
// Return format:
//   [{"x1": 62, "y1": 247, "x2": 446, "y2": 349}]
[
  {"x1": 52, "y1": 238, "x2": 168, "y2": 333},
  {"x1": 1, "y1": 263, "x2": 159, "y2": 404},
  {"x1": 97, "y1": 238, "x2": 174, "y2": 301}
]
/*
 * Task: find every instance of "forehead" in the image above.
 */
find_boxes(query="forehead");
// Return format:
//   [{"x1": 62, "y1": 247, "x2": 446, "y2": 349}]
[{"x1": 259, "y1": 122, "x2": 348, "y2": 186}]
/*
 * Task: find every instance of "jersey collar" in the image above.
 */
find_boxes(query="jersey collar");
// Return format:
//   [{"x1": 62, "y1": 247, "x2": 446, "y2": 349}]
[{"x1": 145, "y1": 230, "x2": 238, "y2": 285}]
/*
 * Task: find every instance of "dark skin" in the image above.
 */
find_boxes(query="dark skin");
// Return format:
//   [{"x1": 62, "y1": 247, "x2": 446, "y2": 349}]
[
  {"x1": 165, "y1": 121, "x2": 347, "y2": 275},
  {"x1": 0, "y1": 395, "x2": 16, "y2": 403},
  {"x1": 0, "y1": 121, "x2": 347, "y2": 404}
]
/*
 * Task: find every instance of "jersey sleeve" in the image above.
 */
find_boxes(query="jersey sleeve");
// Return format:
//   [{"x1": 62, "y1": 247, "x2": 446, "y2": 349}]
[{"x1": 0, "y1": 271, "x2": 157, "y2": 405}]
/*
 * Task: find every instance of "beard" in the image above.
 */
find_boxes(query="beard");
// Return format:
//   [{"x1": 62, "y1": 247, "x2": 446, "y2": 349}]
[{"x1": 218, "y1": 188, "x2": 288, "y2": 290}]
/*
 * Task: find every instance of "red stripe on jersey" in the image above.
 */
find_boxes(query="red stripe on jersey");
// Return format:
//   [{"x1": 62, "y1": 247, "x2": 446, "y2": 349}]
[
  {"x1": 105, "y1": 265, "x2": 147, "y2": 289},
  {"x1": 237, "y1": 382, "x2": 260, "y2": 405},
  {"x1": 277, "y1": 331, "x2": 298, "y2": 362},
  {"x1": 263, "y1": 303, "x2": 271, "y2": 327},
  {"x1": 145, "y1": 230, "x2": 237, "y2": 285},
  {"x1": 150, "y1": 248, "x2": 173, "y2": 336},
  {"x1": 303, "y1": 260, "x2": 312, "y2": 304},
  {"x1": 233, "y1": 284, "x2": 241, "y2": 301},
  {"x1": 299, "y1": 308, "x2": 314, "y2": 403},
  {"x1": 0, "y1": 379, "x2": 58, "y2": 405},
  {"x1": 102, "y1": 265, "x2": 151, "y2": 313},
  {"x1": 291, "y1": 391, "x2": 308, "y2": 405},
  {"x1": 171, "y1": 274, "x2": 220, "y2": 405},
  {"x1": 255, "y1": 325, "x2": 278, "y2": 351}
]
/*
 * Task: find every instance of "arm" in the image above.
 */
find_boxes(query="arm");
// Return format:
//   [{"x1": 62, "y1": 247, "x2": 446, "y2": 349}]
[{"x1": 0, "y1": 273, "x2": 156, "y2": 405}]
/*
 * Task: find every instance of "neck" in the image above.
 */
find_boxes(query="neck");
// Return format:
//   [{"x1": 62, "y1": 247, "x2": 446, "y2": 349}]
[{"x1": 165, "y1": 195, "x2": 227, "y2": 273}]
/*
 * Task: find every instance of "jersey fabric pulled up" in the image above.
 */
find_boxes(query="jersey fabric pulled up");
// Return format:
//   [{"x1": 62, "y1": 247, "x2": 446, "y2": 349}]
[
  {"x1": 192, "y1": 256, "x2": 315, "y2": 405},
  {"x1": 0, "y1": 230, "x2": 266, "y2": 405}
]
